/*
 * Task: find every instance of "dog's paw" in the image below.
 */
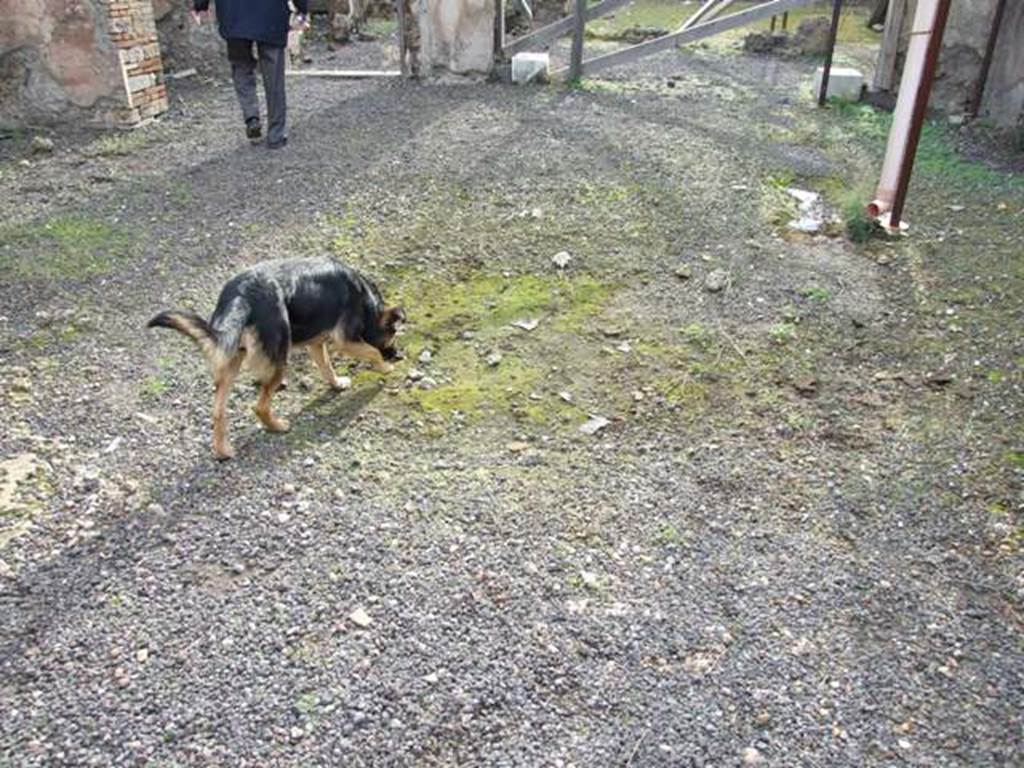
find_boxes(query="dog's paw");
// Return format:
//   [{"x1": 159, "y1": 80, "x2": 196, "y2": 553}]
[
  {"x1": 213, "y1": 443, "x2": 236, "y2": 460},
  {"x1": 267, "y1": 417, "x2": 291, "y2": 433}
]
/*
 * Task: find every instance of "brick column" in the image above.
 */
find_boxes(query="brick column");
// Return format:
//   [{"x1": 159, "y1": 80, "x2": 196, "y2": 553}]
[{"x1": 105, "y1": 1, "x2": 169, "y2": 125}]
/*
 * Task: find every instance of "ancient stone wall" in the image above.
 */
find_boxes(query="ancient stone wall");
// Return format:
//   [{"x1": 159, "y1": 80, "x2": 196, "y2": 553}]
[
  {"x1": 0, "y1": 0, "x2": 168, "y2": 127},
  {"x1": 896, "y1": 0, "x2": 1023, "y2": 130},
  {"x1": 415, "y1": 0, "x2": 496, "y2": 75}
]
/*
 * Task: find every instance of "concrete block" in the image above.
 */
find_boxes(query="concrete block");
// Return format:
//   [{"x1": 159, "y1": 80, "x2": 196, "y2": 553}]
[
  {"x1": 814, "y1": 66, "x2": 864, "y2": 101},
  {"x1": 511, "y1": 52, "x2": 549, "y2": 84}
]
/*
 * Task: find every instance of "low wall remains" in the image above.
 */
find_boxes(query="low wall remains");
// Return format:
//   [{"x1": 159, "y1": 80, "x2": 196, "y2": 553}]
[{"x1": 0, "y1": 0, "x2": 169, "y2": 128}]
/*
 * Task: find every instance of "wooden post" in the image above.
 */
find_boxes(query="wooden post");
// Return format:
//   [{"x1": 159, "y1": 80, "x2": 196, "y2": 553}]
[
  {"x1": 782, "y1": 11, "x2": 788, "y2": 29},
  {"x1": 502, "y1": 0, "x2": 631, "y2": 57},
  {"x1": 552, "y1": 0, "x2": 819, "y2": 79},
  {"x1": 818, "y1": 0, "x2": 843, "y2": 106},
  {"x1": 872, "y1": 0, "x2": 906, "y2": 92},
  {"x1": 569, "y1": 0, "x2": 585, "y2": 82}
]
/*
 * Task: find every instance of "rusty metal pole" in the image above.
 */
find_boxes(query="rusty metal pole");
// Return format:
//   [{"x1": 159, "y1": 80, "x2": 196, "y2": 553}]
[
  {"x1": 569, "y1": 0, "x2": 585, "y2": 82},
  {"x1": 396, "y1": 0, "x2": 408, "y2": 76},
  {"x1": 968, "y1": 0, "x2": 1007, "y2": 119},
  {"x1": 818, "y1": 0, "x2": 844, "y2": 106},
  {"x1": 889, "y1": 0, "x2": 952, "y2": 228}
]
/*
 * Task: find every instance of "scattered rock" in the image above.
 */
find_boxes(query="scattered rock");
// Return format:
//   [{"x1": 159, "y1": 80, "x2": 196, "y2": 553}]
[
  {"x1": 31, "y1": 136, "x2": 54, "y2": 155},
  {"x1": 793, "y1": 377, "x2": 818, "y2": 396},
  {"x1": 507, "y1": 441, "x2": 530, "y2": 453},
  {"x1": 704, "y1": 270, "x2": 729, "y2": 293},
  {"x1": 335, "y1": 375, "x2": 352, "y2": 390},
  {"x1": 579, "y1": 416, "x2": 610, "y2": 435},
  {"x1": 682, "y1": 651, "x2": 717, "y2": 675},
  {"x1": 741, "y1": 746, "x2": 765, "y2": 765},
  {"x1": 407, "y1": 368, "x2": 425, "y2": 382},
  {"x1": 417, "y1": 377, "x2": 438, "y2": 390},
  {"x1": 791, "y1": 16, "x2": 832, "y2": 55},
  {"x1": 600, "y1": 326, "x2": 623, "y2": 338},
  {"x1": 743, "y1": 31, "x2": 788, "y2": 54},
  {"x1": 614, "y1": 25, "x2": 669, "y2": 44},
  {"x1": 551, "y1": 250, "x2": 572, "y2": 269},
  {"x1": 348, "y1": 607, "x2": 373, "y2": 628},
  {"x1": 558, "y1": 391, "x2": 573, "y2": 403},
  {"x1": 418, "y1": 349, "x2": 433, "y2": 364},
  {"x1": 580, "y1": 570, "x2": 600, "y2": 590},
  {"x1": 674, "y1": 264, "x2": 693, "y2": 280},
  {"x1": 512, "y1": 318, "x2": 540, "y2": 332},
  {"x1": 485, "y1": 352, "x2": 503, "y2": 367},
  {"x1": 926, "y1": 370, "x2": 954, "y2": 387},
  {"x1": 135, "y1": 648, "x2": 149, "y2": 663},
  {"x1": 755, "y1": 711, "x2": 772, "y2": 727}
]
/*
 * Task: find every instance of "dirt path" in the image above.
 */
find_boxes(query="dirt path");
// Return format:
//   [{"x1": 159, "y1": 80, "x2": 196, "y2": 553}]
[{"x1": 1, "y1": 26, "x2": 1022, "y2": 768}]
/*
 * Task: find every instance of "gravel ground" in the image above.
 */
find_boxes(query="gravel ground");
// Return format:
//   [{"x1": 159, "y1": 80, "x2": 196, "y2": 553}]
[{"x1": 1, "y1": 22, "x2": 1022, "y2": 768}]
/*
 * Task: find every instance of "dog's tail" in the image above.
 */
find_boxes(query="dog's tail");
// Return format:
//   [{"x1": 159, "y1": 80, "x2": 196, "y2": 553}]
[{"x1": 146, "y1": 310, "x2": 220, "y2": 362}]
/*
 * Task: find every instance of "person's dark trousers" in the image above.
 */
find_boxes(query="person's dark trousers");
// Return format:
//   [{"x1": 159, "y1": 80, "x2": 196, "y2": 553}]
[{"x1": 227, "y1": 38, "x2": 287, "y2": 146}]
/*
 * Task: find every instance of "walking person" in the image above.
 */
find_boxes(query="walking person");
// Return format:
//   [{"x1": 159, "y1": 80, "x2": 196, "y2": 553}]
[{"x1": 191, "y1": 0, "x2": 309, "y2": 149}]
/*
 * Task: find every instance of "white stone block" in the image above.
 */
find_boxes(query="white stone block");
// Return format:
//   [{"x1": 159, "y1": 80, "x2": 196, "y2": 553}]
[
  {"x1": 813, "y1": 66, "x2": 864, "y2": 101},
  {"x1": 127, "y1": 73, "x2": 155, "y2": 92},
  {"x1": 511, "y1": 52, "x2": 549, "y2": 84}
]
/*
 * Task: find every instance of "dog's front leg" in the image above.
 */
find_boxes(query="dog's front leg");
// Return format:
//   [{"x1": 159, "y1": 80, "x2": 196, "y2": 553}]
[
  {"x1": 338, "y1": 340, "x2": 393, "y2": 374},
  {"x1": 308, "y1": 342, "x2": 350, "y2": 389}
]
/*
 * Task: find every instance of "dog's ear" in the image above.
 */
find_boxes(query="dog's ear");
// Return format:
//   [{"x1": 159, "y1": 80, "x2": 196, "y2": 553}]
[{"x1": 382, "y1": 306, "x2": 406, "y2": 330}]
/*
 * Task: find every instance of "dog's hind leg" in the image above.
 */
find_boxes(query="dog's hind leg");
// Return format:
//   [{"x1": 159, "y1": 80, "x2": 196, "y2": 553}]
[
  {"x1": 212, "y1": 353, "x2": 244, "y2": 460},
  {"x1": 309, "y1": 341, "x2": 347, "y2": 390},
  {"x1": 253, "y1": 365, "x2": 290, "y2": 433}
]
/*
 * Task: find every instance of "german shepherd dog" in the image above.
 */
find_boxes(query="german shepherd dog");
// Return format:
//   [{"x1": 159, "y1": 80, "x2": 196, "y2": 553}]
[{"x1": 148, "y1": 257, "x2": 404, "y2": 460}]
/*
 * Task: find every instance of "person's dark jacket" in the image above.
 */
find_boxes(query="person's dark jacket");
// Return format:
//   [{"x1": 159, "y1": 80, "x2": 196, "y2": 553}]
[{"x1": 193, "y1": 0, "x2": 308, "y2": 48}]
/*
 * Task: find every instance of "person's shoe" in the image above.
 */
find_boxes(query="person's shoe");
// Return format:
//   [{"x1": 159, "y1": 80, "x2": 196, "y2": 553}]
[
  {"x1": 245, "y1": 118, "x2": 262, "y2": 142},
  {"x1": 267, "y1": 137, "x2": 288, "y2": 150}
]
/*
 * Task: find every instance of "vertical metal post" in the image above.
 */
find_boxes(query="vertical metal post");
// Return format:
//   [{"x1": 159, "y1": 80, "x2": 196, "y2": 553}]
[
  {"x1": 396, "y1": 0, "x2": 408, "y2": 76},
  {"x1": 889, "y1": 0, "x2": 952, "y2": 228},
  {"x1": 569, "y1": 0, "x2": 585, "y2": 82},
  {"x1": 493, "y1": 0, "x2": 506, "y2": 63},
  {"x1": 781, "y1": 11, "x2": 788, "y2": 29},
  {"x1": 968, "y1": 0, "x2": 1007, "y2": 118},
  {"x1": 770, "y1": 14, "x2": 776, "y2": 31},
  {"x1": 818, "y1": 0, "x2": 843, "y2": 106}
]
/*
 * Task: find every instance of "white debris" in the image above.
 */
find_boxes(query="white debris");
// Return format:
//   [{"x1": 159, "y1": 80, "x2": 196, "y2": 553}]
[
  {"x1": 511, "y1": 318, "x2": 540, "y2": 332},
  {"x1": 579, "y1": 416, "x2": 611, "y2": 435},
  {"x1": 786, "y1": 187, "x2": 826, "y2": 234},
  {"x1": 348, "y1": 607, "x2": 373, "y2": 628},
  {"x1": 551, "y1": 250, "x2": 573, "y2": 269}
]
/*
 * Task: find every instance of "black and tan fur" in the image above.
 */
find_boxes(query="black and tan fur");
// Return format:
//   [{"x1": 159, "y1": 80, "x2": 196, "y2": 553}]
[{"x1": 147, "y1": 256, "x2": 404, "y2": 459}]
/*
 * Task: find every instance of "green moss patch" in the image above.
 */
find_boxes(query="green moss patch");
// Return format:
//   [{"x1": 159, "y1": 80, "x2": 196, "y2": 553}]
[
  {"x1": 0, "y1": 216, "x2": 134, "y2": 281},
  {"x1": 386, "y1": 270, "x2": 611, "y2": 423}
]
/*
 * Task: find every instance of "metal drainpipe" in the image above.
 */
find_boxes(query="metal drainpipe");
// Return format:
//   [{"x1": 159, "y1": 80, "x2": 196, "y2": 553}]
[{"x1": 866, "y1": 0, "x2": 952, "y2": 229}]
